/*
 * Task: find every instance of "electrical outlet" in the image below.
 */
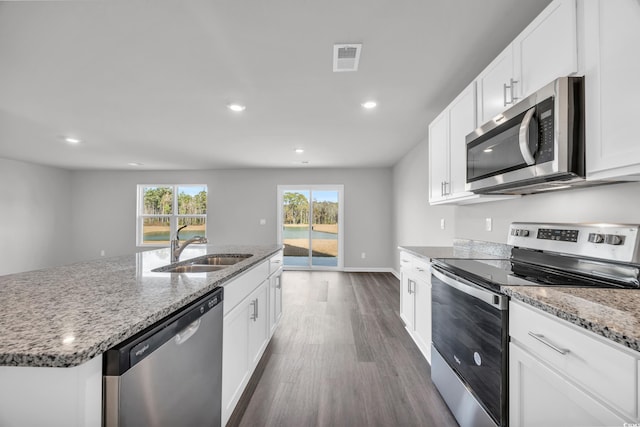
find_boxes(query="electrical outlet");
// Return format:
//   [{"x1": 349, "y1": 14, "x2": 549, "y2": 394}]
[
  {"x1": 361, "y1": 252, "x2": 366, "y2": 259},
  {"x1": 485, "y1": 218, "x2": 492, "y2": 232},
  {"x1": 259, "y1": 219, "x2": 266, "y2": 225},
  {"x1": 440, "y1": 218, "x2": 445, "y2": 230},
  {"x1": 100, "y1": 249, "x2": 106, "y2": 257}
]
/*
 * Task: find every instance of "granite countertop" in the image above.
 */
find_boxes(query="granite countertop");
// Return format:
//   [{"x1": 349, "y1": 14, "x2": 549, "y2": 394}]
[
  {"x1": 399, "y1": 246, "x2": 456, "y2": 260},
  {"x1": 0, "y1": 244, "x2": 281, "y2": 368},
  {"x1": 399, "y1": 244, "x2": 640, "y2": 352},
  {"x1": 504, "y1": 286, "x2": 640, "y2": 353}
]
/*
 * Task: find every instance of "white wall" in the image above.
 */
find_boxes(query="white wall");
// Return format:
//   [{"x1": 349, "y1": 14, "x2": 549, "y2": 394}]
[
  {"x1": 392, "y1": 139, "x2": 455, "y2": 272},
  {"x1": 70, "y1": 167, "x2": 393, "y2": 269},
  {"x1": 0, "y1": 158, "x2": 72, "y2": 275},
  {"x1": 454, "y1": 181, "x2": 640, "y2": 243}
]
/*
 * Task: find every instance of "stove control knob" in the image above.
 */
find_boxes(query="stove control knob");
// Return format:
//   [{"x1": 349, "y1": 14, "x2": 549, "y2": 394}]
[
  {"x1": 588, "y1": 233, "x2": 605, "y2": 243},
  {"x1": 521, "y1": 230, "x2": 530, "y2": 237},
  {"x1": 605, "y1": 234, "x2": 624, "y2": 245}
]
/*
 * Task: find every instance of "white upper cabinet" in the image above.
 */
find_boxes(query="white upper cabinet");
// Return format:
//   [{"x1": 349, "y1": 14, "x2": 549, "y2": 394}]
[
  {"x1": 583, "y1": 0, "x2": 640, "y2": 180},
  {"x1": 513, "y1": 0, "x2": 578, "y2": 99},
  {"x1": 429, "y1": 83, "x2": 514, "y2": 205},
  {"x1": 448, "y1": 82, "x2": 477, "y2": 196},
  {"x1": 476, "y1": 45, "x2": 515, "y2": 125},
  {"x1": 476, "y1": 0, "x2": 578, "y2": 125},
  {"x1": 428, "y1": 109, "x2": 450, "y2": 204}
]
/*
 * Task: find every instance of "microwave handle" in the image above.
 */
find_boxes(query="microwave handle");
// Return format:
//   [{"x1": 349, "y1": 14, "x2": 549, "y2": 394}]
[{"x1": 518, "y1": 107, "x2": 537, "y2": 165}]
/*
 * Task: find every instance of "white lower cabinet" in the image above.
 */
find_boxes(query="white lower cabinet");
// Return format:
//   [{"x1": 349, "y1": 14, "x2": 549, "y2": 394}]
[
  {"x1": 509, "y1": 301, "x2": 639, "y2": 426},
  {"x1": 269, "y1": 270, "x2": 283, "y2": 335},
  {"x1": 399, "y1": 251, "x2": 431, "y2": 363},
  {"x1": 510, "y1": 343, "x2": 625, "y2": 427},
  {"x1": 222, "y1": 250, "x2": 283, "y2": 425}
]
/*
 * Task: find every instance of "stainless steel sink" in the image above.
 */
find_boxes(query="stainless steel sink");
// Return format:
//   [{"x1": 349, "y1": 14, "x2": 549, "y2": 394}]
[
  {"x1": 152, "y1": 253, "x2": 252, "y2": 273},
  {"x1": 161, "y1": 264, "x2": 228, "y2": 273},
  {"x1": 195, "y1": 254, "x2": 252, "y2": 265}
]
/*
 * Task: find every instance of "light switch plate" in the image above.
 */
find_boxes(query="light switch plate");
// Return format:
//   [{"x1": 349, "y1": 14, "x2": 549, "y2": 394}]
[
  {"x1": 440, "y1": 218, "x2": 445, "y2": 230},
  {"x1": 485, "y1": 218, "x2": 492, "y2": 231}
]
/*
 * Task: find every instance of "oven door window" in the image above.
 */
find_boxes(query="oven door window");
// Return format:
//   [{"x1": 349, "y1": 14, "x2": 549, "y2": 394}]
[{"x1": 431, "y1": 273, "x2": 506, "y2": 425}]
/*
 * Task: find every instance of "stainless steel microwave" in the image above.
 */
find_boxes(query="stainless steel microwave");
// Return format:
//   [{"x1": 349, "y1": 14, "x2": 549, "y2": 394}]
[{"x1": 466, "y1": 76, "x2": 586, "y2": 195}]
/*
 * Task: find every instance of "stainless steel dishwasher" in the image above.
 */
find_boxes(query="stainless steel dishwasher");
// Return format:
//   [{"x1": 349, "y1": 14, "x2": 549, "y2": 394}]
[{"x1": 103, "y1": 286, "x2": 223, "y2": 427}]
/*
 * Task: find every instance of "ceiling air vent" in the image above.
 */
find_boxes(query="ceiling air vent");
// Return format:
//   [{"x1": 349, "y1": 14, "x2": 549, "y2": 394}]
[{"x1": 333, "y1": 43, "x2": 362, "y2": 72}]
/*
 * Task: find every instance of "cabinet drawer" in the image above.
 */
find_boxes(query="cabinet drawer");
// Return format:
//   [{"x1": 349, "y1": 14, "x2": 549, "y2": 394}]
[
  {"x1": 399, "y1": 252, "x2": 413, "y2": 272},
  {"x1": 399, "y1": 252, "x2": 431, "y2": 281},
  {"x1": 268, "y1": 251, "x2": 283, "y2": 275},
  {"x1": 509, "y1": 301, "x2": 638, "y2": 419},
  {"x1": 412, "y1": 258, "x2": 431, "y2": 282}
]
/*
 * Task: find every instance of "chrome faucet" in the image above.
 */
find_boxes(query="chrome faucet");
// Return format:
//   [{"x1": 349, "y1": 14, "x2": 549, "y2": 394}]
[{"x1": 170, "y1": 225, "x2": 208, "y2": 262}]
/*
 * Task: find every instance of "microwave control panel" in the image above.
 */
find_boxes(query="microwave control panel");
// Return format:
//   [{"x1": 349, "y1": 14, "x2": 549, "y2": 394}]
[{"x1": 535, "y1": 97, "x2": 555, "y2": 163}]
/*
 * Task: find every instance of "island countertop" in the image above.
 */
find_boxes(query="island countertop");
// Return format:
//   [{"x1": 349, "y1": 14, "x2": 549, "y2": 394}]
[{"x1": 0, "y1": 244, "x2": 281, "y2": 368}]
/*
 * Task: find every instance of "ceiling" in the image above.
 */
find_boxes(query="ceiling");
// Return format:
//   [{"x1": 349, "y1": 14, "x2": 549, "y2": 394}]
[{"x1": 0, "y1": 0, "x2": 552, "y2": 171}]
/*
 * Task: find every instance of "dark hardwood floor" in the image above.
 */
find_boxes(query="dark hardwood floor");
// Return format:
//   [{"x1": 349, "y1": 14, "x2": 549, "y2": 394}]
[{"x1": 228, "y1": 271, "x2": 458, "y2": 427}]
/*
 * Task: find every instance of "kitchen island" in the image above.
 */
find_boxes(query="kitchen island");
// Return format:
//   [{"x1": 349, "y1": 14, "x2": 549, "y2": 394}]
[{"x1": 0, "y1": 244, "x2": 281, "y2": 426}]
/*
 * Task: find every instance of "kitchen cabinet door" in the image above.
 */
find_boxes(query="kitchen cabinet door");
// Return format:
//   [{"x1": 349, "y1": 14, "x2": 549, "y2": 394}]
[
  {"x1": 513, "y1": 0, "x2": 577, "y2": 99},
  {"x1": 413, "y1": 275, "x2": 431, "y2": 363},
  {"x1": 448, "y1": 82, "x2": 476, "y2": 197},
  {"x1": 476, "y1": 45, "x2": 514, "y2": 125},
  {"x1": 509, "y1": 342, "x2": 626, "y2": 427},
  {"x1": 248, "y1": 280, "x2": 269, "y2": 367},
  {"x1": 584, "y1": 0, "x2": 640, "y2": 180},
  {"x1": 269, "y1": 271, "x2": 282, "y2": 336},
  {"x1": 399, "y1": 271, "x2": 415, "y2": 331},
  {"x1": 428, "y1": 109, "x2": 449, "y2": 204},
  {"x1": 222, "y1": 296, "x2": 251, "y2": 422}
]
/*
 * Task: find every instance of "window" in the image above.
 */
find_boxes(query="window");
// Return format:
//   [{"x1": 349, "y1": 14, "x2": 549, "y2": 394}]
[{"x1": 137, "y1": 184, "x2": 207, "y2": 246}]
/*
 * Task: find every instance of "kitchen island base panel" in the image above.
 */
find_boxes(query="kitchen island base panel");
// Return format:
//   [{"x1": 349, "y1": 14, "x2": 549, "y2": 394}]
[{"x1": 0, "y1": 355, "x2": 102, "y2": 427}]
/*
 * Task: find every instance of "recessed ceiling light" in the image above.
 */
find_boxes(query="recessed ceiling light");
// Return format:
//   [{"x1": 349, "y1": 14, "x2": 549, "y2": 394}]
[
  {"x1": 361, "y1": 101, "x2": 377, "y2": 109},
  {"x1": 127, "y1": 162, "x2": 143, "y2": 166},
  {"x1": 228, "y1": 103, "x2": 246, "y2": 112},
  {"x1": 64, "y1": 137, "x2": 81, "y2": 144},
  {"x1": 295, "y1": 148, "x2": 305, "y2": 154}
]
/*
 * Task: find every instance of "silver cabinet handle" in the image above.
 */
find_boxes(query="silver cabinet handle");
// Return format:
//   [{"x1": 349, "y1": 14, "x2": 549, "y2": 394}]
[
  {"x1": 502, "y1": 78, "x2": 518, "y2": 107},
  {"x1": 503, "y1": 82, "x2": 508, "y2": 107},
  {"x1": 518, "y1": 107, "x2": 537, "y2": 165},
  {"x1": 444, "y1": 181, "x2": 450, "y2": 195},
  {"x1": 272, "y1": 259, "x2": 281, "y2": 264},
  {"x1": 250, "y1": 299, "x2": 259, "y2": 321},
  {"x1": 440, "y1": 181, "x2": 444, "y2": 197},
  {"x1": 401, "y1": 259, "x2": 410, "y2": 264},
  {"x1": 528, "y1": 332, "x2": 570, "y2": 355},
  {"x1": 504, "y1": 78, "x2": 519, "y2": 106},
  {"x1": 275, "y1": 277, "x2": 281, "y2": 289},
  {"x1": 407, "y1": 279, "x2": 414, "y2": 295}
]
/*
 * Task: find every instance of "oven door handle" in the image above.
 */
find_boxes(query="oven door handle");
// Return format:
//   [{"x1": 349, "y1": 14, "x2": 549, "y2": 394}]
[{"x1": 431, "y1": 267, "x2": 508, "y2": 310}]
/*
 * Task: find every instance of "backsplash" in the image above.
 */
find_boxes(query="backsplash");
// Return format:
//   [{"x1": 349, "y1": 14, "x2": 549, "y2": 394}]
[{"x1": 453, "y1": 238, "x2": 512, "y2": 258}]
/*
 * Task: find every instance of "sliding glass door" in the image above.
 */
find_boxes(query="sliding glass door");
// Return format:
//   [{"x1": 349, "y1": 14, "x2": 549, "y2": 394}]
[{"x1": 277, "y1": 185, "x2": 343, "y2": 269}]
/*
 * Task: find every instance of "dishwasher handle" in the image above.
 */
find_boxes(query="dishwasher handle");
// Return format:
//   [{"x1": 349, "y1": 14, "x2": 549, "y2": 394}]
[{"x1": 175, "y1": 318, "x2": 202, "y2": 345}]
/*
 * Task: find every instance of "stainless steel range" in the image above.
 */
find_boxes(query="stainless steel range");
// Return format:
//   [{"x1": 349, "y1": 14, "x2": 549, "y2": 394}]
[{"x1": 430, "y1": 222, "x2": 640, "y2": 427}]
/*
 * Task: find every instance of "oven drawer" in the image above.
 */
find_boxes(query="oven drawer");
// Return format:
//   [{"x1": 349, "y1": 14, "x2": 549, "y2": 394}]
[{"x1": 509, "y1": 301, "x2": 638, "y2": 419}]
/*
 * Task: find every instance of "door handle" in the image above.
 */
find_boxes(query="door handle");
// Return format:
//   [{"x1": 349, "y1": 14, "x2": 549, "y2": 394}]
[{"x1": 518, "y1": 107, "x2": 537, "y2": 165}]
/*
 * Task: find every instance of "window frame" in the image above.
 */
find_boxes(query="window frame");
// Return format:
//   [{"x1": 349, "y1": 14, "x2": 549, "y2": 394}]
[{"x1": 136, "y1": 184, "x2": 208, "y2": 247}]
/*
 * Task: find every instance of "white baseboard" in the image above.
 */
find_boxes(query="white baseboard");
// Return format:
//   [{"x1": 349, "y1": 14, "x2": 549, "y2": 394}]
[{"x1": 342, "y1": 267, "x2": 396, "y2": 274}]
